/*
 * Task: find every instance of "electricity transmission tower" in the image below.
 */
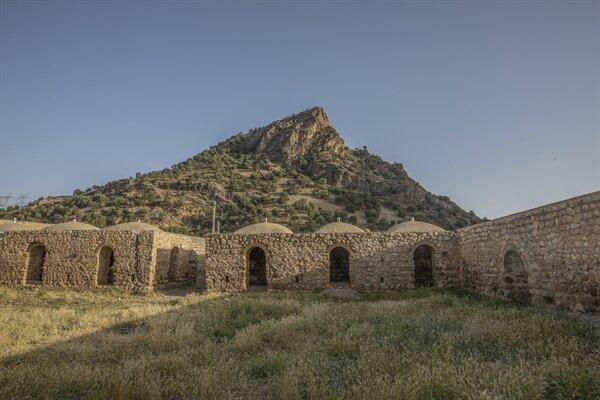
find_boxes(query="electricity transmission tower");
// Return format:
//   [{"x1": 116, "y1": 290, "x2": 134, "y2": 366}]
[
  {"x1": 17, "y1": 194, "x2": 29, "y2": 206},
  {"x1": 0, "y1": 194, "x2": 14, "y2": 208}
]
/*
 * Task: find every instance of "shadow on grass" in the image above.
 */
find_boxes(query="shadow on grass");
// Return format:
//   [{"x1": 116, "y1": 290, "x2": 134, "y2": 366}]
[
  {"x1": 154, "y1": 285, "x2": 203, "y2": 297},
  {"x1": 1, "y1": 288, "x2": 598, "y2": 400},
  {"x1": 0, "y1": 290, "x2": 310, "y2": 399}
]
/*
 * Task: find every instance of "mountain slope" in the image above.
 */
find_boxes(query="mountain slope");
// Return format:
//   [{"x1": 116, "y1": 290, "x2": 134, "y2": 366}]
[{"x1": 0, "y1": 107, "x2": 482, "y2": 234}]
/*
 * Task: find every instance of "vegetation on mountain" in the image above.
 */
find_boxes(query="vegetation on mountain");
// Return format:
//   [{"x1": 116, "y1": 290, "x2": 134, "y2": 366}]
[{"x1": 0, "y1": 107, "x2": 482, "y2": 234}]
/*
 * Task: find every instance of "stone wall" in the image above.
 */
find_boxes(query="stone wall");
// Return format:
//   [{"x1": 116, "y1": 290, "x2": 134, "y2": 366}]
[
  {"x1": 0, "y1": 230, "x2": 155, "y2": 290},
  {"x1": 0, "y1": 230, "x2": 206, "y2": 291},
  {"x1": 152, "y1": 231, "x2": 205, "y2": 288},
  {"x1": 456, "y1": 192, "x2": 599, "y2": 312},
  {"x1": 0, "y1": 191, "x2": 597, "y2": 313},
  {"x1": 204, "y1": 231, "x2": 456, "y2": 292}
]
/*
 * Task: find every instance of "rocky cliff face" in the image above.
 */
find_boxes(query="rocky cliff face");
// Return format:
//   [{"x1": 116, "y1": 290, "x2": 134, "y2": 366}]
[
  {"x1": 238, "y1": 107, "x2": 347, "y2": 165},
  {"x1": 221, "y1": 107, "x2": 387, "y2": 186},
  {"x1": 0, "y1": 107, "x2": 482, "y2": 234}
]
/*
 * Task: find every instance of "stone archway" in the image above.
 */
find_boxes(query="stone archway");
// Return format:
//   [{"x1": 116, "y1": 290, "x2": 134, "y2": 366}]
[
  {"x1": 413, "y1": 245, "x2": 433, "y2": 287},
  {"x1": 97, "y1": 246, "x2": 115, "y2": 285},
  {"x1": 26, "y1": 243, "x2": 46, "y2": 285},
  {"x1": 247, "y1": 247, "x2": 267, "y2": 287},
  {"x1": 503, "y1": 250, "x2": 530, "y2": 305},
  {"x1": 329, "y1": 247, "x2": 350, "y2": 283}
]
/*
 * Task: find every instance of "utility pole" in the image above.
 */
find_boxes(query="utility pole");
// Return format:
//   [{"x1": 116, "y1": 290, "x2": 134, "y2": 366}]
[{"x1": 211, "y1": 201, "x2": 216, "y2": 233}]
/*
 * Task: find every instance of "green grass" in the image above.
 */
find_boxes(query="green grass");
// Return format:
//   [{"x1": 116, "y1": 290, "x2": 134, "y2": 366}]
[{"x1": 0, "y1": 287, "x2": 598, "y2": 400}]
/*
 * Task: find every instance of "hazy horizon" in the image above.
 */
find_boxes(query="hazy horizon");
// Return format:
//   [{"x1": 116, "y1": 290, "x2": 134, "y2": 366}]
[{"x1": 1, "y1": 1, "x2": 599, "y2": 219}]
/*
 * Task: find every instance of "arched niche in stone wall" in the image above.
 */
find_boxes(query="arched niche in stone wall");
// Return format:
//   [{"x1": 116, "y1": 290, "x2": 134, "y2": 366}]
[
  {"x1": 26, "y1": 242, "x2": 46, "y2": 285},
  {"x1": 246, "y1": 245, "x2": 267, "y2": 289},
  {"x1": 167, "y1": 247, "x2": 180, "y2": 283},
  {"x1": 329, "y1": 246, "x2": 350, "y2": 284},
  {"x1": 97, "y1": 245, "x2": 115, "y2": 285},
  {"x1": 503, "y1": 250, "x2": 530, "y2": 305},
  {"x1": 413, "y1": 245, "x2": 434, "y2": 287}
]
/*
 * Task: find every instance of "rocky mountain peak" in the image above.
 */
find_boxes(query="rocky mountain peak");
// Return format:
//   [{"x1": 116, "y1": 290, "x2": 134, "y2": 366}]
[
  {"x1": 233, "y1": 106, "x2": 348, "y2": 166},
  {"x1": 1, "y1": 106, "x2": 482, "y2": 233},
  {"x1": 275, "y1": 106, "x2": 330, "y2": 129}
]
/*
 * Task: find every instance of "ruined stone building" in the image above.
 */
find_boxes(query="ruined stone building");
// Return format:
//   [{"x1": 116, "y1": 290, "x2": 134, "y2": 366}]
[{"x1": 0, "y1": 191, "x2": 598, "y2": 313}]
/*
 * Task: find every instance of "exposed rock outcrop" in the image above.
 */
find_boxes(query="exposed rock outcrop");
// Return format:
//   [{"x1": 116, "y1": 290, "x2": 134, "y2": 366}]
[{"x1": 1, "y1": 106, "x2": 482, "y2": 233}]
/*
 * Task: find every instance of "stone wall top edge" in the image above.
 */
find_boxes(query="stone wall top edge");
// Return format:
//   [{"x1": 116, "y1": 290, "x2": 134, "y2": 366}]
[
  {"x1": 0, "y1": 230, "x2": 155, "y2": 239},
  {"x1": 208, "y1": 231, "x2": 456, "y2": 240},
  {"x1": 456, "y1": 190, "x2": 599, "y2": 233},
  {"x1": 154, "y1": 230, "x2": 205, "y2": 242}
]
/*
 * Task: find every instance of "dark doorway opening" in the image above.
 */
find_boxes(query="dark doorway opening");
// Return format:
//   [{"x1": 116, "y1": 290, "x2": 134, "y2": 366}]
[
  {"x1": 26, "y1": 243, "x2": 46, "y2": 285},
  {"x1": 168, "y1": 247, "x2": 179, "y2": 282},
  {"x1": 98, "y1": 246, "x2": 115, "y2": 285},
  {"x1": 329, "y1": 247, "x2": 350, "y2": 283},
  {"x1": 247, "y1": 247, "x2": 267, "y2": 287},
  {"x1": 503, "y1": 250, "x2": 530, "y2": 305},
  {"x1": 414, "y1": 245, "x2": 433, "y2": 287}
]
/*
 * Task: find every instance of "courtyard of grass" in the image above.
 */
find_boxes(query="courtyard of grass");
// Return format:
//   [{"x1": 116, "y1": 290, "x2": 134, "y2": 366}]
[{"x1": 0, "y1": 287, "x2": 598, "y2": 400}]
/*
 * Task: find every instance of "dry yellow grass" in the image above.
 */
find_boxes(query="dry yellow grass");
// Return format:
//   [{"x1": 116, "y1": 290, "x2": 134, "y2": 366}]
[{"x1": 0, "y1": 287, "x2": 598, "y2": 399}]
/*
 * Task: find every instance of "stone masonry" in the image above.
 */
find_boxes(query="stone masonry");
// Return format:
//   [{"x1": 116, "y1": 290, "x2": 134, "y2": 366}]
[
  {"x1": 0, "y1": 191, "x2": 598, "y2": 312},
  {"x1": 456, "y1": 191, "x2": 599, "y2": 312},
  {"x1": 0, "y1": 229, "x2": 205, "y2": 291},
  {"x1": 152, "y1": 231, "x2": 206, "y2": 288},
  {"x1": 204, "y1": 232, "x2": 456, "y2": 292}
]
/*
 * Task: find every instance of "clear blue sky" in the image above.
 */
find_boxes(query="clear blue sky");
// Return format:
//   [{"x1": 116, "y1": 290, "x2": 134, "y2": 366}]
[{"x1": 1, "y1": 1, "x2": 598, "y2": 219}]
